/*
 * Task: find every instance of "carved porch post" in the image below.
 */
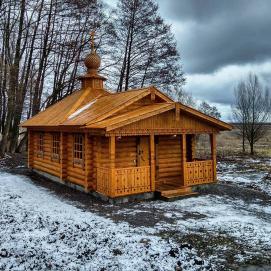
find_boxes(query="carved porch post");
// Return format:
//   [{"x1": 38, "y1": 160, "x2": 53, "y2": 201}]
[{"x1": 181, "y1": 134, "x2": 187, "y2": 186}]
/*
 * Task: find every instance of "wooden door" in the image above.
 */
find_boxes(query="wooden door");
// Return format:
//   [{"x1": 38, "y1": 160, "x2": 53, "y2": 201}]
[
  {"x1": 137, "y1": 137, "x2": 150, "y2": 166},
  {"x1": 156, "y1": 135, "x2": 182, "y2": 185}
]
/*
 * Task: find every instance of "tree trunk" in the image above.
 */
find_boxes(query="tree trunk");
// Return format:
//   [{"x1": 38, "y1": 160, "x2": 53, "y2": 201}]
[
  {"x1": 242, "y1": 129, "x2": 245, "y2": 153},
  {"x1": 0, "y1": 0, "x2": 26, "y2": 156},
  {"x1": 250, "y1": 141, "x2": 254, "y2": 155}
]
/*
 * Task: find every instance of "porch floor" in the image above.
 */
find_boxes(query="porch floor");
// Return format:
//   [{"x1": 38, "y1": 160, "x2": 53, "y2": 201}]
[{"x1": 155, "y1": 180, "x2": 184, "y2": 192}]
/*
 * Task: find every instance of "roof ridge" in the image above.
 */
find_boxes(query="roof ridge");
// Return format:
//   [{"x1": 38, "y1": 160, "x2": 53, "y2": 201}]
[{"x1": 106, "y1": 87, "x2": 150, "y2": 95}]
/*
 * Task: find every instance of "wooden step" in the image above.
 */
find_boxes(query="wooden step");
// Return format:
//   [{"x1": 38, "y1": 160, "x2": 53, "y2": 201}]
[
  {"x1": 160, "y1": 191, "x2": 199, "y2": 201},
  {"x1": 160, "y1": 186, "x2": 192, "y2": 196}
]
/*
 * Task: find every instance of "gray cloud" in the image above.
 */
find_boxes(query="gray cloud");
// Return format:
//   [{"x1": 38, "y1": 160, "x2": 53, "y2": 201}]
[
  {"x1": 158, "y1": 0, "x2": 271, "y2": 74},
  {"x1": 104, "y1": 0, "x2": 271, "y2": 120}
]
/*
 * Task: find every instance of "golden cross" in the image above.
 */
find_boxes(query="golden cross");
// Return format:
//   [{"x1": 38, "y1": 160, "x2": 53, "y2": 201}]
[{"x1": 90, "y1": 31, "x2": 95, "y2": 51}]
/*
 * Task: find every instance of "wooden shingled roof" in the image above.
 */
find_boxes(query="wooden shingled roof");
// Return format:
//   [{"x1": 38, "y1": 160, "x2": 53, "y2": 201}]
[
  {"x1": 20, "y1": 87, "x2": 109, "y2": 127},
  {"x1": 21, "y1": 86, "x2": 169, "y2": 127}
]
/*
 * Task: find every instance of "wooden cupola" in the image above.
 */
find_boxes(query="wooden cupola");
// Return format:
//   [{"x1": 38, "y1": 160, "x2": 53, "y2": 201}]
[{"x1": 78, "y1": 31, "x2": 106, "y2": 89}]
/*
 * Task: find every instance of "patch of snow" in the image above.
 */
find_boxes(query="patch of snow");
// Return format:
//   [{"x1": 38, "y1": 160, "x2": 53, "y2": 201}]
[
  {"x1": 218, "y1": 159, "x2": 271, "y2": 196},
  {"x1": 68, "y1": 99, "x2": 97, "y2": 120},
  {"x1": 142, "y1": 195, "x2": 271, "y2": 252},
  {"x1": 0, "y1": 172, "x2": 210, "y2": 271}
]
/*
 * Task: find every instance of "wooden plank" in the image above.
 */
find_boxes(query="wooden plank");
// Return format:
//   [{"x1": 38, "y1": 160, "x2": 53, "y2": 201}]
[{"x1": 175, "y1": 103, "x2": 180, "y2": 122}]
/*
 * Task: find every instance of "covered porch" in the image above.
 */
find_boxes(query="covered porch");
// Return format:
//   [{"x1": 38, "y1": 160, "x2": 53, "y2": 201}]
[{"x1": 96, "y1": 133, "x2": 217, "y2": 198}]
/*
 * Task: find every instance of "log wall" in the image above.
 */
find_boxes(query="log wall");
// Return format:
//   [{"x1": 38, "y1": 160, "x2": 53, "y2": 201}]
[
  {"x1": 31, "y1": 131, "x2": 95, "y2": 190},
  {"x1": 32, "y1": 132, "x2": 61, "y2": 177}
]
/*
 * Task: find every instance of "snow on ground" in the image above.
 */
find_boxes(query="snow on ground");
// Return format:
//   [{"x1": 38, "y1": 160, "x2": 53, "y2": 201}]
[
  {"x1": 0, "y1": 172, "x2": 210, "y2": 271},
  {"x1": 0, "y1": 154, "x2": 12, "y2": 170},
  {"x1": 117, "y1": 193, "x2": 271, "y2": 268},
  {"x1": 218, "y1": 157, "x2": 271, "y2": 196},
  {"x1": 143, "y1": 195, "x2": 271, "y2": 249},
  {"x1": 1, "y1": 155, "x2": 271, "y2": 270}
]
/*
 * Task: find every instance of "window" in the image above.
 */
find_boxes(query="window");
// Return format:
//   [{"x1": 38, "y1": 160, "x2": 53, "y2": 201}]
[
  {"x1": 52, "y1": 133, "x2": 60, "y2": 161},
  {"x1": 73, "y1": 134, "x2": 84, "y2": 167},
  {"x1": 37, "y1": 133, "x2": 44, "y2": 158}
]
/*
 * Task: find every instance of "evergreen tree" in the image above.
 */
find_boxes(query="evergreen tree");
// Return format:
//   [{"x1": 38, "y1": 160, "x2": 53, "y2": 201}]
[{"x1": 111, "y1": 0, "x2": 185, "y2": 97}]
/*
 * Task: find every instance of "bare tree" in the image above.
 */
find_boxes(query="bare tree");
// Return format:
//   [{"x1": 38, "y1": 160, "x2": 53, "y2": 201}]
[
  {"x1": 0, "y1": 0, "x2": 109, "y2": 156},
  {"x1": 232, "y1": 74, "x2": 271, "y2": 155},
  {"x1": 198, "y1": 101, "x2": 221, "y2": 119},
  {"x1": 232, "y1": 82, "x2": 247, "y2": 153}
]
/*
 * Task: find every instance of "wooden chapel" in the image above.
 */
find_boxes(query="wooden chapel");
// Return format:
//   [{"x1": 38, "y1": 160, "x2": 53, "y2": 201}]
[{"x1": 21, "y1": 33, "x2": 232, "y2": 201}]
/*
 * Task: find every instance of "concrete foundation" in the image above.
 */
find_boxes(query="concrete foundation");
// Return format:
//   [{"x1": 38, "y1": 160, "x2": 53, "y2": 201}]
[{"x1": 32, "y1": 169, "x2": 155, "y2": 203}]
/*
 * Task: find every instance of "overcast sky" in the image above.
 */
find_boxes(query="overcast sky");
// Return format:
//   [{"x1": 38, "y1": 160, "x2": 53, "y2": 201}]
[{"x1": 105, "y1": 0, "x2": 271, "y2": 120}]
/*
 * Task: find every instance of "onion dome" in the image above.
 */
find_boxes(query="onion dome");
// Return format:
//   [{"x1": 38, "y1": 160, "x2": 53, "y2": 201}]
[
  {"x1": 84, "y1": 31, "x2": 101, "y2": 73},
  {"x1": 79, "y1": 31, "x2": 106, "y2": 89}
]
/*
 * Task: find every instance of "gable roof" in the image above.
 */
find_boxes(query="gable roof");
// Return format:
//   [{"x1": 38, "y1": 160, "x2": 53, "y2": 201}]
[
  {"x1": 21, "y1": 84, "x2": 232, "y2": 132},
  {"x1": 21, "y1": 86, "x2": 171, "y2": 127},
  {"x1": 21, "y1": 34, "x2": 232, "y2": 133},
  {"x1": 85, "y1": 102, "x2": 232, "y2": 132}
]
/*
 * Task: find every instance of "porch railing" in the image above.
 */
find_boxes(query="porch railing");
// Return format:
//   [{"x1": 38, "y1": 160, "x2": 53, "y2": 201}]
[
  {"x1": 185, "y1": 160, "x2": 214, "y2": 186},
  {"x1": 97, "y1": 166, "x2": 151, "y2": 197}
]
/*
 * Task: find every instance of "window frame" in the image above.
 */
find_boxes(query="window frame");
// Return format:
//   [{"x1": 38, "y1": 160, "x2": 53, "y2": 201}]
[
  {"x1": 73, "y1": 133, "x2": 84, "y2": 168},
  {"x1": 51, "y1": 132, "x2": 60, "y2": 162}
]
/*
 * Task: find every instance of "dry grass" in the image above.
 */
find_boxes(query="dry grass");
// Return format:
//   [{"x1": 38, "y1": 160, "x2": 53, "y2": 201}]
[{"x1": 217, "y1": 125, "x2": 271, "y2": 157}]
